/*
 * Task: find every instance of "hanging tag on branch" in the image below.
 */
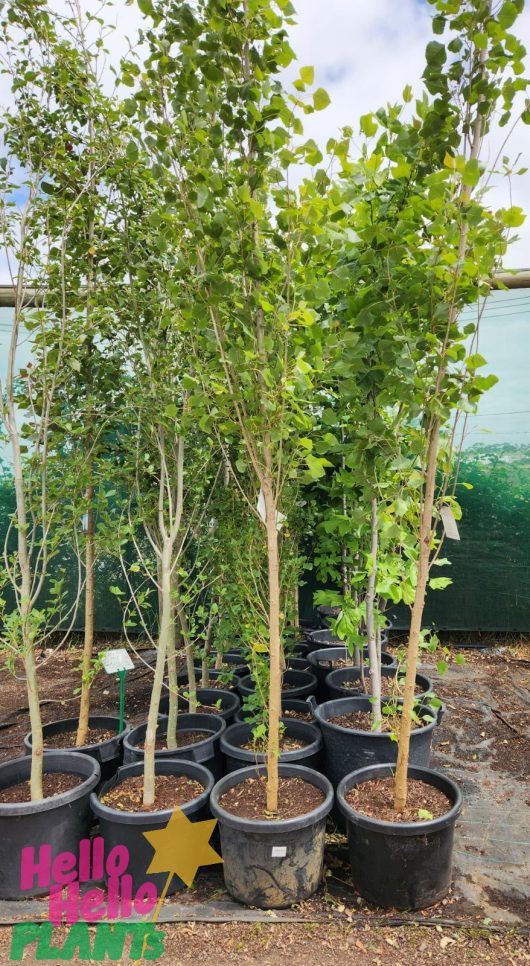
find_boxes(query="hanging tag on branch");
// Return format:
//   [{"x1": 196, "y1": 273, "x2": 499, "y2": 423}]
[
  {"x1": 440, "y1": 506, "x2": 460, "y2": 541},
  {"x1": 257, "y1": 488, "x2": 286, "y2": 531}
]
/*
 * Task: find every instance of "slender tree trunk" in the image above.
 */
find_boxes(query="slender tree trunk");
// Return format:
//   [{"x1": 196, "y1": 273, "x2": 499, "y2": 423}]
[
  {"x1": 24, "y1": 639, "x2": 44, "y2": 800},
  {"x1": 263, "y1": 475, "x2": 281, "y2": 813},
  {"x1": 201, "y1": 611, "x2": 215, "y2": 687},
  {"x1": 8, "y1": 394, "x2": 43, "y2": 799},
  {"x1": 394, "y1": 420, "x2": 439, "y2": 809},
  {"x1": 165, "y1": 596, "x2": 179, "y2": 749},
  {"x1": 177, "y1": 592, "x2": 197, "y2": 713},
  {"x1": 143, "y1": 542, "x2": 172, "y2": 806},
  {"x1": 76, "y1": 491, "x2": 94, "y2": 745},
  {"x1": 366, "y1": 497, "x2": 381, "y2": 729}
]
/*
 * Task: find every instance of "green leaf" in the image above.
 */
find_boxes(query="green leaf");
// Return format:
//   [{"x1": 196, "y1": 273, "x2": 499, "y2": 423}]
[
  {"x1": 313, "y1": 88, "x2": 330, "y2": 111},
  {"x1": 360, "y1": 113, "x2": 378, "y2": 137},
  {"x1": 429, "y1": 577, "x2": 452, "y2": 590},
  {"x1": 418, "y1": 808, "x2": 434, "y2": 821},
  {"x1": 436, "y1": 660, "x2": 449, "y2": 675},
  {"x1": 165, "y1": 403, "x2": 178, "y2": 418},
  {"x1": 501, "y1": 206, "x2": 525, "y2": 227},
  {"x1": 498, "y1": 1, "x2": 518, "y2": 28},
  {"x1": 425, "y1": 41, "x2": 446, "y2": 67},
  {"x1": 196, "y1": 184, "x2": 209, "y2": 208},
  {"x1": 465, "y1": 352, "x2": 487, "y2": 371},
  {"x1": 300, "y1": 65, "x2": 314, "y2": 85}
]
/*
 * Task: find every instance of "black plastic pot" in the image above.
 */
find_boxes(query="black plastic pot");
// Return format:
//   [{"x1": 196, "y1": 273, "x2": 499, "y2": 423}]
[
  {"x1": 324, "y1": 666, "x2": 434, "y2": 701},
  {"x1": 123, "y1": 714, "x2": 226, "y2": 780},
  {"x1": 312, "y1": 695, "x2": 444, "y2": 787},
  {"x1": 23, "y1": 715, "x2": 129, "y2": 789},
  {"x1": 201, "y1": 652, "x2": 250, "y2": 677},
  {"x1": 236, "y1": 669, "x2": 318, "y2": 701},
  {"x1": 158, "y1": 688, "x2": 240, "y2": 724},
  {"x1": 192, "y1": 667, "x2": 245, "y2": 691},
  {"x1": 220, "y1": 719, "x2": 323, "y2": 774},
  {"x1": 235, "y1": 697, "x2": 317, "y2": 725},
  {"x1": 316, "y1": 604, "x2": 342, "y2": 627},
  {"x1": 0, "y1": 752, "x2": 100, "y2": 899},
  {"x1": 210, "y1": 763, "x2": 334, "y2": 908},
  {"x1": 285, "y1": 656, "x2": 311, "y2": 672},
  {"x1": 91, "y1": 759, "x2": 214, "y2": 895},
  {"x1": 337, "y1": 763, "x2": 462, "y2": 909},
  {"x1": 308, "y1": 647, "x2": 396, "y2": 700},
  {"x1": 308, "y1": 628, "x2": 389, "y2": 649}
]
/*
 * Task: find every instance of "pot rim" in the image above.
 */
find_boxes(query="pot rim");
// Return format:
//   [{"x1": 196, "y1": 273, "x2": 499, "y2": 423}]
[
  {"x1": 210, "y1": 762, "x2": 334, "y2": 833},
  {"x1": 313, "y1": 696, "x2": 441, "y2": 738},
  {"x1": 336, "y1": 763, "x2": 463, "y2": 835},
  {"x1": 0, "y1": 751, "x2": 101, "y2": 817},
  {"x1": 90, "y1": 758, "x2": 214, "y2": 825},
  {"x1": 23, "y1": 715, "x2": 130, "y2": 756},
  {"x1": 123, "y1": 712, "x2": 226, "y2": 757},
  {"x1": 220, "y1": 718, "x2": 322, "y2": 763},
  {"x1": 324, "y1": 667, "x2": 434, "y2": 692}
]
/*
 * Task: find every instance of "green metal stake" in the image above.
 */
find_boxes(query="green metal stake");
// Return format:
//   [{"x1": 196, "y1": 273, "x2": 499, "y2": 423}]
[{"x1": 118, "y1": 669, "x2": 127, "y2": 733}]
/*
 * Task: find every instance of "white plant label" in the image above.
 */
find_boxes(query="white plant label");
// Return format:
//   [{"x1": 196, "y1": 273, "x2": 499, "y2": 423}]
[
  {"x1": 102, "y1": 648, "x2": 134, "y2": 674},
  {"x1": 257, "y1": 488, "x2": 286, "y2": 531},
  {"x1": 440, "y1": 506, "x2": 460, "y2": 541},
  {"x1": 271, "y1": 846, "x2": 287, "y2": 858}
]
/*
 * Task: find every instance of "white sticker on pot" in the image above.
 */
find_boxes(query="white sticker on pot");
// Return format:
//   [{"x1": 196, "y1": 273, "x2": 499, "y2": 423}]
[
  {"x1": 102, "y1": 648, "x2": 134, "y2": 674},
  {"x1": 440, "y1": 505, "x2": 460, "y2": 541},
  {"x1": 271, "y1": 846, "x2": 287, "y2": 858}
]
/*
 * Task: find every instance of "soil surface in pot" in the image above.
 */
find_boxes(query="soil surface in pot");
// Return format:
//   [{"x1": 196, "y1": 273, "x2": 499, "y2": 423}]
[
  {"x1": 100, "y1": 775, "x2": 205, "y2": 812},
  {"x1": 219, "y1": 775, "x2": 325, "y2": 820},
  {"x1": 282, "y1": 709, "x2": 312, "y2": 721},
  {"x1": 197, "y1": 679, "x2": 233, "y2": 689},
  {"x1": 43, "y1": 726, "x2": 117, "y2": 748},
  {"x1": 0, "y1": 772, "x2": 83, "y2": 804},
  {"x1": 329, "y1": 710, "x2": 429, "y2": 732},
  {"x1": 240, "y1": 736, "x2": 307, "y2": 753},
  {"x1": 340, "y1": 677, "x2": 424, "y2": 696},
  {"x1": 142, "y1": 730, "x2": 213, "y2": 751},
  {"x1": 345, "y1": 776, "x2": 451, "y2": 823}
]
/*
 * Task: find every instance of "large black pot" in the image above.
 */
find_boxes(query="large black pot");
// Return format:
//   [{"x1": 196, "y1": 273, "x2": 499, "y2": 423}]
[
  {"x1": 23, "y1": 715, "x2": 129, "y2": 789},
  {"x1": 123, "y1": 714, "x2": 226, "y2": 780},
  {"x1": 307, "y1": 628, "x2": 389, "y2": 649},
  {"x1": 285, "y1": 656, "x2": 311, "y2": 672},
  {"x1": 325, "y1": 666, "x2": 433, "y2": 701},
  {"x1": 308, "y1": 647, "x2": 396, "y2": 701},
  {"x1": 220, "y1": 720, "x2": 323, "y2": 774},
  {"x1": 158, "y1": 688, "x2": 240, "y2": 724},
  {"x1": 236, "y1": 669, "x2": 317, "y2": 701},
  {"x1": 312, "y1": 695, "x2": 444, "y2": 787},
  {"x1": 210, "y1": 763, "x2": 333, "y2": 908},
  {"x1": 235, "y1": 697, "x2": 316, "y2": 724},
  {"x1": 91, "y1": 759, "x2": 215, "y2": 894},
  {"x1": 0, "y1": 752, "x2": 100, "y2": 899},
  {"x1": 337, "y1": 763, "x2": 462, "y2": 909}
]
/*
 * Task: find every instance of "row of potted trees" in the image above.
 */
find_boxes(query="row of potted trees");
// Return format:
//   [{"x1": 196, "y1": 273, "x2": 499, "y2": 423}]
[{"x1": 0, "y1": 0, "x2": 527, "y2": 918}]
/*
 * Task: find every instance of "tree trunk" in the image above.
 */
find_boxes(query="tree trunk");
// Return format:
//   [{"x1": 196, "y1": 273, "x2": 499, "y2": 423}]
[
  {"x1": 365, "y1": 497, "x2": 381, "y2": 729},
  {"x1": 165, "y1": 596, "x2": 179, "y2": 749},
  {"x1": 263, "y1": 477, "x2": 281, "y2": 814},
  {"x1": 76, "y1": 492, "x2": 94, "y2": 746},
  {"x1": 394, "y1": 419, "x2": 439, "y2": 809},
  {"x1": 177, "y1": 591, "x2": 197, "y2": 713},
  {"x1": 143, "y1": 543, "x2": 172, "y2": 806},
  {"x1": 24, "y1": 643, "x2": 44, "y2": 801},
  {"x1": 201, "y1": 611, "x2": 215, "y2": 688}
]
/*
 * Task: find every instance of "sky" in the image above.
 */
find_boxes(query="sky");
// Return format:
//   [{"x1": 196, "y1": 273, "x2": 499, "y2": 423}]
[{"x1": 0, "y1": 0, "x2": 529, "y2": 280}]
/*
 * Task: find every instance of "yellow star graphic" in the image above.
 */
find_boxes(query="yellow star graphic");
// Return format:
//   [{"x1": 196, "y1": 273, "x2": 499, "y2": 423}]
[{"x1": 143, "y1": 806, "x2": 223, "y2": 888}]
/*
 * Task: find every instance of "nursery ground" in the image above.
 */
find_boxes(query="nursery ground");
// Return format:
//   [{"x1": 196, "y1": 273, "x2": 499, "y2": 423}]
[
  {"x1": 0, "y1": 636, "x2": 528, "y2": 936},
  {"x1": 0, "y1": 920, "x2": 529, "y2": 965}
]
